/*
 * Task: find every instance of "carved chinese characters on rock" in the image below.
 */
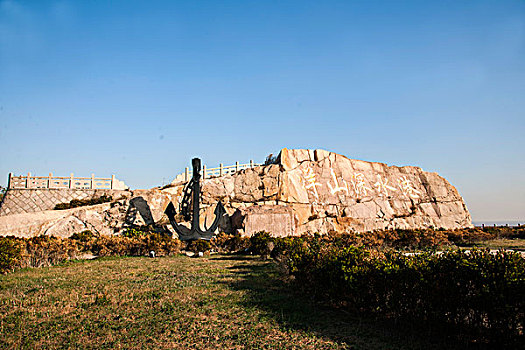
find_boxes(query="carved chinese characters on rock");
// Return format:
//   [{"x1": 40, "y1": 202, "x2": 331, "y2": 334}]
[
  {"x1": 300, "y1": 166, "x2": 423, "y2": 203},
  {"x1": 398, "y1": 176, "x2": 421, "y2": 199},
  {"x1": 373, "y1": 175, "x2": 397, "y2": 197},
  {"x1": 301, "y1": 165, "x2": 322, "y2": 202},
  {"x1": 327, "y1": 168, "x2": 349, "y2": 196},
  {"x1": 351, "y1": 173, "x2": 372, "y2": 198}
]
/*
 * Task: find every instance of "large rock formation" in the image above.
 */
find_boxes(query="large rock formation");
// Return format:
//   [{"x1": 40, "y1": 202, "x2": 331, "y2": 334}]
[
  {"x1": 0, "y1": 149, "x2": 472, "y2": 238},
  {"x1": 198, "y1": 148, "x2": 472, "y2": 235}
]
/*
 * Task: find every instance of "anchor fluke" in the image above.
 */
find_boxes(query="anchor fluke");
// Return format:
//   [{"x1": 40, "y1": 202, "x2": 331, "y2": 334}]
[{"x1": 205, "y1": 201, "x2": 226, "y2": 233}]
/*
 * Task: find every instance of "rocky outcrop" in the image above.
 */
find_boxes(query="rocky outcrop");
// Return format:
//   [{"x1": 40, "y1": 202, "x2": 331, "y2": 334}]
[
  {"x1": 198, "y1": 148, "x2": 472, "y2": 235},
  {"x1": 0, "y1": 148, "x2": 472, "y2": 238}
]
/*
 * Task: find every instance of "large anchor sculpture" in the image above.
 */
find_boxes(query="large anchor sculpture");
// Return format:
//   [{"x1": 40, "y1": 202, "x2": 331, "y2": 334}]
[{"x1": 164, "y1": 158, "x2": 226, "y2": 241}]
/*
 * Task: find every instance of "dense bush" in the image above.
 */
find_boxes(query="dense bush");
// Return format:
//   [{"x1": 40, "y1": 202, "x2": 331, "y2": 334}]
[
  {"x1": 121, "y1": 226, "x2": 156, "y2": 238},
  {"x1": 249, "y1": 231, "x2": 274, "y2": 256},
  {"x1": 92, "y1": 231, "x2": 181, "y2": 257},
  {"x1": 272, "y1": 235, "x2": 525, "y2": 346},
  {"x1": 70, "y1": 230, "x2": 97, "y2": 243},
  {"x1": 0, "y1": 237, "x2": 23, "y2": 273},
  {"x1": 260, "y1": 226, "x2": 523, "y2": 251},
  {"x1": 24, "y1": 235, "x2": 79, "y2": 268},
  {"x1": 210, "y1": 232, "x2": 250, "y2": 253},
  {"x1": 54, "y1": 195, "x2": 113, "y2": 210},
  {"x1": 186, "y1": 239, "x2": 212, "y2": 253},
  {"x1": 0, "y1": 236, "x2": 79, "y2": 272},
  {"x1": 0, "y1": 228, "x2": 182, "y2": 273}
]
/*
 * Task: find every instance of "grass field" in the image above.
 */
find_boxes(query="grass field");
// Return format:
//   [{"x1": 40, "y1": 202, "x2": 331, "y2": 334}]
[
  {"x1": 1, "y1": 255, "x2": 464, "y2": 349},
  {"x1": 465, "y1": 238, "x2": 525, "y2": 251}
]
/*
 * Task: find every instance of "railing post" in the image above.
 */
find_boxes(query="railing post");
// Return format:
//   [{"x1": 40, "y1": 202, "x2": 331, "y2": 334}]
[
  {"x1": 220, "y1": 163, "x2": 223, "y2": 176},
  {"x1": 27, "y1": 172, "x2": 31, "y2": 188},
  {"x1": 7, "y1": 173, "x2": 12, "y2": 189},
  {"x1": 70, "y1": 173, "x2": 74, "y2": 189},
  {"x1": 202, "y1": 165, "x2": 206, "y2": 179},
  {"x1": 250, "y1": 160, "x2": 254, "y2": 168},
  {"x1": 185, "y1": 167, "x2": 189, "y2": 182},
  {"x1": 91, "y1": 174, "x2": 95, "y2": 189},
  {"x1": 235, "y1": 161, "x2": 239, "y2": 172},
  {"x1": 48, "y1": 172, "x2": 53, "y2": 188},
  {"x1": 111, "y1": 174, "x2": 115, "y2": 189}
]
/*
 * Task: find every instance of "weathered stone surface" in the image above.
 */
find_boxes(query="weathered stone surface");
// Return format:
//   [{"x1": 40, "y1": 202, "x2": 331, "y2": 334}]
[
  {"x1": 242, "y1": 205, "x2": 294, "y2": 237},
  {"x1": 44, "y1": 216, "x2": 88, "y2": 238},
  {"x1": 199, "y1": 148, "x2": 472, "y2": 234},
  {"x1": 0, "y1": 203, "x2": 115, "y2": 238},
  {"x1": 0, "y1": 148, "x2": 472, "y2": 238},
  {"x1": 0, "y1": 189, "x2": 130, "y2": 216}
]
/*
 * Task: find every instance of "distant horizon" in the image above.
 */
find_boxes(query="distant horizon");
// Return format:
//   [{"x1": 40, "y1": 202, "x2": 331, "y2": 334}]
[{"x1": 473, "y1": 221, "x2": 523, "y2": 226}]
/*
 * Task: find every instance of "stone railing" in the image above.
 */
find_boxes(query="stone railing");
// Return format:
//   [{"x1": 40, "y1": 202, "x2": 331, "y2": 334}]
[
  {"x1": 173, "y1": 160, "x2": 260, "y2": 183},
  {"x1": 7, "y1": 173, "x2": 128, "y2": 190}
]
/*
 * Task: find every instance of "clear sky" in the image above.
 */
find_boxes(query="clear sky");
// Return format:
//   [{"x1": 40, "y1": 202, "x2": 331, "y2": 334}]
[{"x1": 0, "y1": 0, "x2": 523, "y2": 222}]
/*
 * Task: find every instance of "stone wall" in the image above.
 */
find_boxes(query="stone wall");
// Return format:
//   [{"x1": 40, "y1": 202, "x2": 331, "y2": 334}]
[{"x1": 0, "y1": 189, "x2": 129, "y2": 216}]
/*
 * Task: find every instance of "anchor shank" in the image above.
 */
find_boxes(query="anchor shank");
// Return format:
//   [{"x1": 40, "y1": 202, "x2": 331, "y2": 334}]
[{"x1": 191, "y1": 158, "x2": 202, "y2": 232}]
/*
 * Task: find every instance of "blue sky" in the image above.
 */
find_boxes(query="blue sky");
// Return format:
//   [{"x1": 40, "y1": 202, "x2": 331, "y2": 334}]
[{"x1": 0, "y1": 0, "x2": 524, "y2": 221}]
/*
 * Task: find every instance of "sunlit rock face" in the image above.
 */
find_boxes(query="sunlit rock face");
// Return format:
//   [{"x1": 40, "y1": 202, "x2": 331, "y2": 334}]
[
  {"x1": 0, "y1": 148, "x2": 472, "y2": 238},
  {"x1": 198, "y1": 148, "x2": 472, "y2": 235}
]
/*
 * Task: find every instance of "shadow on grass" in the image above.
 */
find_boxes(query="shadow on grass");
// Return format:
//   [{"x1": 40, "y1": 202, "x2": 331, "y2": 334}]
[
  {"x1": 221, "y1": 257, "x2": 467, "y2": 350},
  {"x1": 211, "y1": 254, "x2": 254, "y2": 261}
]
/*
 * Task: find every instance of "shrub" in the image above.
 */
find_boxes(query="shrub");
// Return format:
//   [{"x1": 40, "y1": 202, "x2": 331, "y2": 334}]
[
  {"x1": 275, "y1": 235, "x2": 525, "y2": 346},
  {"x1": 24, "y1": 236, "x2": 79, "y2": 268},
  {"x1": 0, "y1": 237, "x2": 23, "y2": 273},
  {"x1": 54, "y1": 195, "x2": 112, "y2": 210},
  {"x1": 70, "y1": 230, "x2": 97, "y2": 242},
  {"x1": 0, "y1": 236, "x2": 80, "y2": 272},
  {"x1": 121, "y1": 227, "x2": 149, "y2": 238},
  {"x1": 91, "y1": 235, "x2": 141, "y2": 257},
  {"x1": 186, "y1": 239, "x2": 211, "y2": 253},
  {"x1": 249, "y1": 231, "x2": 274, "y2": 256},
  {"x1": 91, "y1": 232, "x2": 181, "y2": 257},
  {"x1": 144, "y1": 232, "x2": 181, "y2": 256},
  {"x1": 211, "y1": 232, "x2": 250, "y2": 253},
  {"x1": 1, "y1": 229, "x2": 182, "y2": 273}
]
